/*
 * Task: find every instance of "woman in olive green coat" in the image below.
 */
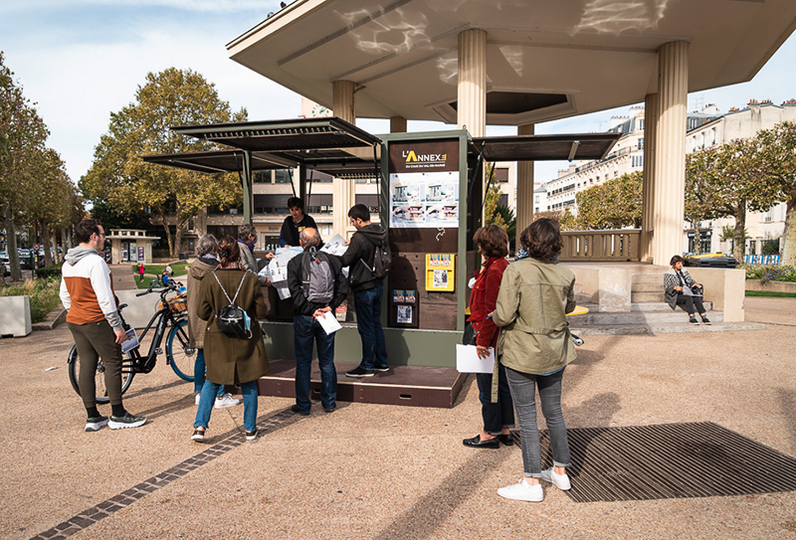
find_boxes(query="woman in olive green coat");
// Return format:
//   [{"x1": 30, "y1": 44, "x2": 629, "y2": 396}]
[
  {"x1": 192, "y1": 236, "x2": 269, "y2": 443},
  {"x1": 493, "y1": 218, "x2": 576, "y2": 503}
]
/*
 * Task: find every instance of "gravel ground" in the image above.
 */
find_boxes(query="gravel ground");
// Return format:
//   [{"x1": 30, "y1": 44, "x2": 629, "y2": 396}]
[{"x1": 0, "y1": 296, "x2": 794, "y2": 539}]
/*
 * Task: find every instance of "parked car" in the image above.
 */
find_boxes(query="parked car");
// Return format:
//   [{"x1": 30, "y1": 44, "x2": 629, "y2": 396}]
[{"x1": 685, "y1": 253, "x2": 739, "y2": 268}]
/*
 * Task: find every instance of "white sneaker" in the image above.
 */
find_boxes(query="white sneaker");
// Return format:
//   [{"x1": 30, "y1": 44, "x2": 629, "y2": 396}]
[
  {"x1": 540, "y1": 467, "x2": 571, "y2": 490},
  {"x1": 195, "y1": 394, "x2": 201, "y2": 406},
  {"x1": 497, "y1": 479, "x2": 544, "y2": 502},
  {"x1": 214, "y1": 393, "x2": 241, "y2": 409}
]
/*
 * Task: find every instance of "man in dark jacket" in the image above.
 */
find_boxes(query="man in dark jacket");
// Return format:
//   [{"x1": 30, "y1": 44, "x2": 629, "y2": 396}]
[
  {"x1": 338, "y1": 204, "x2": 389, "y2": 377},
  {"x1": 287, "y1": 228, "x2": 348, "y2": 414}
]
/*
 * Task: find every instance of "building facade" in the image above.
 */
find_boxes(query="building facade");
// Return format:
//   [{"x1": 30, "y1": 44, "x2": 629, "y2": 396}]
[{"x1": 542, "y1": 100, "x2": 796, "y2": 256}]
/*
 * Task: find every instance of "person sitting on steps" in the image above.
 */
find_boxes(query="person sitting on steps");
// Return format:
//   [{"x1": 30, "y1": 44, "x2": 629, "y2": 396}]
[{"x1": 664, "y1": 255, "x2": 710, "y2": 325}]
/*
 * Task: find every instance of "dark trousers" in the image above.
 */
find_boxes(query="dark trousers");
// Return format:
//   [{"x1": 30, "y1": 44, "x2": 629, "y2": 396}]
[
  {"x1": 476, "y1": 363, "x2": 514, "y2": 434},
  {"x1": 293, "y1": 315, "x2": 337, "y2": 412},
  {"x1": 676, "y1": 293, "x2": 706, "y2": 314},
  {"x1": 68, "y1": 320, "x2": 123, "y2": 409},
  {"x1": 353, "y1": 284, "x2": 388, "y2": 370}
]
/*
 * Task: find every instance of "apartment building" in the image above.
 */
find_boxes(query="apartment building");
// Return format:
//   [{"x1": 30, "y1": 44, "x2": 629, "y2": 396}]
[{"x1": 542, "y1": 100, "x2": 796, "y2": 255}]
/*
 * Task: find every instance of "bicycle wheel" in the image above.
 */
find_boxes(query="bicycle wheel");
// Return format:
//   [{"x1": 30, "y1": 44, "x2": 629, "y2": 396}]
[
  {"x1": 167, "y1": 319, "x2": 196, "y2": 382},
  {"x1": 67, "y1": 345, "x2": 136, "y2": 404}
]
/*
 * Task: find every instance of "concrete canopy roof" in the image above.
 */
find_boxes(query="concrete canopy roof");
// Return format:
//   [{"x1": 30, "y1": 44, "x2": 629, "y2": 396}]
[{"x1": 227, "y1": 0, "x2": 796, "y2": 126}]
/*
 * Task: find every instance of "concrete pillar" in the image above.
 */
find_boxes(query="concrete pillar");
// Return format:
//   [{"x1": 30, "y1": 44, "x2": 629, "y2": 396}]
[
  {"x1": 457, "y1": 29, "x2": 487, "y2": 137},
  {"x1": 640, "y1": 92, "x2": 658, "y2": 262},
  {"x1": 332, "y1": 80, "x2": 356, "y2": 237},
  {"x1": 332, "y1": 80, "x2": 356, "y2": 123},
  {"x1": 651, "y1": 41, "x2": 689, "y2": 265},
  {"x1": 390, "y1": 116, "x2": 407, "y2": 133},
  {"x1": 516, "y1": 123, "x2": 535, "y2": 246}
]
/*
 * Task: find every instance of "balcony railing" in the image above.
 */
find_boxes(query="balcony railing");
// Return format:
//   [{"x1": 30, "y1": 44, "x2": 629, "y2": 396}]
[{"x1": 560, "y1": 229, "x2": 641, "y2": 262}]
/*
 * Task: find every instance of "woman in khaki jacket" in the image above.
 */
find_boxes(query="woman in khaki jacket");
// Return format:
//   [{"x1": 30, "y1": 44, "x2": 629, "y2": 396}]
[
  {"x1": 492, "y1": 218, "x2": 576, "y2": 503},
  {"x1": 192, "y1": 236, "x2": 269, "y2": 443}
]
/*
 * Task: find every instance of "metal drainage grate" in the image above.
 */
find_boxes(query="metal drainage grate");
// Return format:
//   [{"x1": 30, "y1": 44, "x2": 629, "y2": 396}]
[{"x1": 531, "y1": 422, "x2": 796, "y2": 502}]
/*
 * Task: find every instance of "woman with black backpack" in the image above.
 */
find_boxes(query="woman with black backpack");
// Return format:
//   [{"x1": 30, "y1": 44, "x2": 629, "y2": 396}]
[{"x1": 192, "y1": 236, "x2": 269, "y2": 442}]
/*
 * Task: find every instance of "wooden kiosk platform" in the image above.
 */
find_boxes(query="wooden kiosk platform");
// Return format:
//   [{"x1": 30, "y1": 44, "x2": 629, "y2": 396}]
[{"x1": 258, "y1": 359, "x2": 466, "y2": 409}]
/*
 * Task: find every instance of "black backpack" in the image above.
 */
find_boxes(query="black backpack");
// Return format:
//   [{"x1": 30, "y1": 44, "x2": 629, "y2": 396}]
[
  {"x1": 361, "y1": 237, "x2": 391, "y2": 279},
  {"x1": 211, "y1": 272, "x2": 251, "y2": 340}
]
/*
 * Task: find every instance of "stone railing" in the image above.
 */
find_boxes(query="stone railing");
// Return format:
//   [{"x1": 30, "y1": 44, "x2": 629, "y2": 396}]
[{"x1": 560, "y1": 229, "x2": 641, "y2": 262}]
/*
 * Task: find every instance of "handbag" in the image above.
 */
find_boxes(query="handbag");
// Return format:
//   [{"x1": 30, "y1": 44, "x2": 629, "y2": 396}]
[{"x1": 462, "y1": 322, "x2": 478, "y2": 346}]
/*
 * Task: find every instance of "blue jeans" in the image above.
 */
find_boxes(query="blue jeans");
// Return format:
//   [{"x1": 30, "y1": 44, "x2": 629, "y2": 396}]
[
  {"x1": 476, "y1": 363, "x2": 514, "y2": 435},
  {"x1": 194, "y1": 379, "x2": 258, "y2": 432},
  {"x1": 193, "y1": 349, "x2": 224, "y2": 397},
  {"x1": 353, "y1": 285, "x2": 388, "y2": 370},
  {"x1": 293, "y1": 315, "x2": 337, "y2": 412},
  {"x1": 505, "y1": 366, "x2": 570, "y2": 477}
]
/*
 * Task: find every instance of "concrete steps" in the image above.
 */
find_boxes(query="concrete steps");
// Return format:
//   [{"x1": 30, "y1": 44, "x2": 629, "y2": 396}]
[{"x1": 570, "y1": 321, "x2": 765, "y2": 336}]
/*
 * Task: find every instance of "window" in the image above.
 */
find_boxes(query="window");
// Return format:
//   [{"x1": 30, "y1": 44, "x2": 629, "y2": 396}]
[
  {"x1": 355, "y1": 194, "x2": 380, "y2": 214},
  {"x1": 494, "y1": 167, "x2": 509, "y2": 183},
  {"x1": 253, "y1": 171, "x2": 272, "y2": 184},
  {"x1": 306, "y1": 194, "x2": 334, "y2": 215},
  {"x1": 638, "y1": 138, "x2": 644, "y2": 151},
  {"x1": 274, "y1": 169, "x2": 293, "y2": 184}
]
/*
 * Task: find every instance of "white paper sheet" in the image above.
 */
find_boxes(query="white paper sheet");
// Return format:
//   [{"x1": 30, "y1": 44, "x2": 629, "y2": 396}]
[
  {"x1": 455, "y1": 344, "x2": 495, "y2": 373},
  {"x1": 316, "y1": 310, "x2": 343, "y2": 335},
  {"x1": 320, "y1": 234, "x2": 349, "y2": 257}
]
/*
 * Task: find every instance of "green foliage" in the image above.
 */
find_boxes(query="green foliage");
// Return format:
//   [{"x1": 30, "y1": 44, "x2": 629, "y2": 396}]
[
  {"x1": 762, "y1": 239, "x2": 780, "y2": 256},
  {"x1": 742, "y1": 264, "x2": 796, "y2": 283},
  {"x1": 90, "y1": 200, "x2": 153, "y2": 232},
  {"x1": 81, "y1": 68, "x2": 247, "y2": 257},
  {"x1": 483, "y1": 164, "x2": 507, "y2": 229},
  {"x1": 575, "y1": 171, "x2": 642, "y2": 229},
  {"x1": 35, "y1": 263, "x2": 63, "y2": 279},
  {"x1": 0, "y1": 277, "x2": 61, "y2": 323}
]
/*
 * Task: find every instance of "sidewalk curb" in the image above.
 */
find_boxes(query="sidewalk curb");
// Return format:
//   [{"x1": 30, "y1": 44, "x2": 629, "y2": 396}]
[{"x1": 32, "y1": 305, "x2": 67, "y2": 331}]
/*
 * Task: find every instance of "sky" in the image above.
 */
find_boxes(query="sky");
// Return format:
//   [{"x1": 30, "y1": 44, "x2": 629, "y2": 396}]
[{"x1": 2, "y1": 0, "x2": 796, "y2": 188}]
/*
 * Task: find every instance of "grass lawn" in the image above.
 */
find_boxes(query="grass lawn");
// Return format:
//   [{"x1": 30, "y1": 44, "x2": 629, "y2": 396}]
[{"x1": 745, "y1": 290, "x2": 796, "y2": 298}]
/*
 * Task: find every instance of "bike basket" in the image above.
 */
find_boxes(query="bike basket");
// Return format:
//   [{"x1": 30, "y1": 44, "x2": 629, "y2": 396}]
[{"x1": 158, "y1": 293, "x2": 188, "y2": 314}]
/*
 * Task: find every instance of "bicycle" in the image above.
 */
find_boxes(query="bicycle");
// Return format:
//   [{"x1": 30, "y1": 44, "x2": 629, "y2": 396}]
[{"x1": 67, "y1": 281, "x2": 196, "y2": 403}]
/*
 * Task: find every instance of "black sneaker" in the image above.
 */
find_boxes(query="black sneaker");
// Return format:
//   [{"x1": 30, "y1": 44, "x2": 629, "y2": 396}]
[
  {"x1": 373, "y1": 366, "x2": 390, "y2": 372},
  {"x1": 108, "y1": 412, "x2": 147, "y2": 430},
  {"x1": 346, "y1": 366, "x2": 375, "y2": 377},
  {"x1": 701, "y1": 316, "x2": 711, "y2": 325},
  {"x1": 324, "y1": 404, "x2": 337, "y2": 413},
  {"x1": 291, "y1": 404, "x2": 310, "y2": 416},
  {"x1": 689, "y1": 316, "x2": 698, "y2": 324},
  {"x1": 85, "y1": 415, "x2": 109, "y2": 432},
  {"x1": 245, "y1": 429, "x2": 258, "y2": 441}
]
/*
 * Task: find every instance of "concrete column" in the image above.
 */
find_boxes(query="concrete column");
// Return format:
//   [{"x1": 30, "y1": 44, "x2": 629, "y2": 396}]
[
  {"x1": 651, "y1": 41, "x2": 689, "y2": 265},
  {"x1": 390, "y1": 116, "x2": 407, "y2": 133},
  {"x1": 516, "y1": 123, "x2": 535, "y2": 246},
  {"x1": 457, "y1": 29, "x2": 487, "y2": 137},
  {"x1": 332, "y1": 80, "x2": 356, "y2": 123},
  {"x1": 640, "y1": 92, "x2": 658, "y2": 262},
  {"x1": 332, "y1": 80, "x2": 356, "y2": 237}
]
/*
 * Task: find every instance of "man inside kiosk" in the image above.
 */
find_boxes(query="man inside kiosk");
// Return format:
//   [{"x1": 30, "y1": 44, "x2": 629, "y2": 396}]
[{"x1": 279, "y1": 197, "x2": 321, "y2": 248}]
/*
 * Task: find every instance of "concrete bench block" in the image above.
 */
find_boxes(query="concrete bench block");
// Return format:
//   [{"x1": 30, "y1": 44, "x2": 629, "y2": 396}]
[{"x1": 0, "y1": 296, "x2": 32, "y2": 337}]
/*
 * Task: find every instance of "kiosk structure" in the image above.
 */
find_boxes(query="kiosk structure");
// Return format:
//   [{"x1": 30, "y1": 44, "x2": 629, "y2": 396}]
[{"x1": 144, "y1": 117, "x2": 618, "y2": 406}]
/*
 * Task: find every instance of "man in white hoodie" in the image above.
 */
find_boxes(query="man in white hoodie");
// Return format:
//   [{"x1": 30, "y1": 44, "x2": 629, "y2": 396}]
[{"x1": 60, "y1": 219, "x2": 146, "y2": 431}]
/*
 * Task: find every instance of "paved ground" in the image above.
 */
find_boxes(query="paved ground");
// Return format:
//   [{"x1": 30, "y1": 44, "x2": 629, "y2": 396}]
[{"x1": 0, "y1": 297, "x2": 795, "y2": 539}]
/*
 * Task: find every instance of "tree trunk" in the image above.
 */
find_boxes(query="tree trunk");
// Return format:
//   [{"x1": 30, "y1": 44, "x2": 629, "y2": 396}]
[
  {"x1": 781, "y1": 197, "x2": 796, "y2": 266},
  {"x1": 733, "y1": 205, "x2": 746, "y2": 263},
  {"x1": 174, "y1": 223, "x2": 183, "y2": 260},
  {"x1": 4, "y1": 203, "x2": 22, "y2": 282},
  {"x1": 41, "y1": 222, "x2": 53, "y2": 267},
  {"x1": 156, "y1": 213, "x2": 174, "y2": 259}
]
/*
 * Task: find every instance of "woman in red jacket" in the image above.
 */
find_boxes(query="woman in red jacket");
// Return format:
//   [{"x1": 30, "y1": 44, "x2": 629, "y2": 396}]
[{"x1": 463, "y1": 225, "x2": 514, "y2": 448}]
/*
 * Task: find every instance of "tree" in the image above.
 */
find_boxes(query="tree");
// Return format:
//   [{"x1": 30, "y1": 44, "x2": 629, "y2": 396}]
[
  {"x1": 575, "y1": 171, "x2": 642, "y2": 230},
  {"x1": 81, "y1": 68, "x2": 247, "y2": 257},
  {"x1": 483, "y1": 163, "x2": 507, "y2": 229},
  {"x1": 685, "y1": 149, "x2": 723, "y2": 255},
  {"x1": 0, "y1": 52, "x2": 49, "y2": 280},
  {"x1": 759, "y1": 122, "x2": 796, "y2": 265},
  {"x1": 691, "y1": 138, "x2": 780, "y2": 261}
]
